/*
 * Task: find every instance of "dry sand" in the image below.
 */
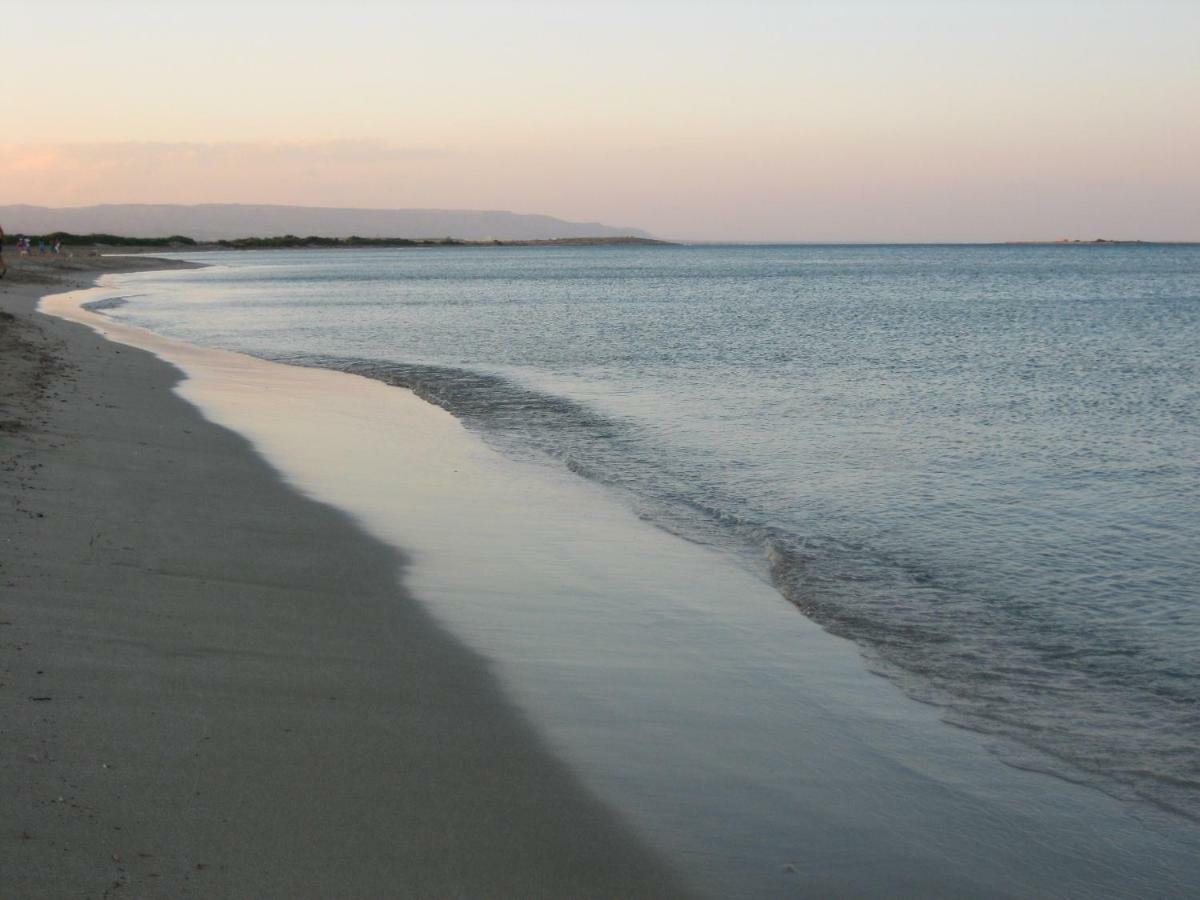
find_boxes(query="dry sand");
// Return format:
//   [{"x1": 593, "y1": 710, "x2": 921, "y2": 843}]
[{"x1": 0, "y1": 253, "x2": 689, "y2": 897}]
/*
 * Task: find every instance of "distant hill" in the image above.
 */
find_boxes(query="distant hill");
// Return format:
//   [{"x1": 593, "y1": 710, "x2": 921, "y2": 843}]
[{"x1": 0, "y1": 204, "x2": 652, "y2": 242}]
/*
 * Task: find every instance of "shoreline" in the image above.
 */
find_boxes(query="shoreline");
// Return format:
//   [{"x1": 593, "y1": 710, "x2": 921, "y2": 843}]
[
  {"x1": 0, "y1": 260, "x2": 689, "y2": 896},
  {"x1": 8, "y1": 253, "x2": 1200, "y2": 897}
]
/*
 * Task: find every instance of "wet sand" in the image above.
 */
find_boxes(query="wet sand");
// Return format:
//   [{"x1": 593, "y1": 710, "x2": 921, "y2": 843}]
[
  {"x1": 0, "y1": 256, "x2": 689, "y2": 897},
  {"x1": 10, "y1": 252, "x2": 1200, "y2": 899}
]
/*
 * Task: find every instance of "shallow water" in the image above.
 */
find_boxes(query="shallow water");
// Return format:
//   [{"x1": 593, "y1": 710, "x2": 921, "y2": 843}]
[
  {"x1": 109, "y1": 244, "x2": 1200, "y2": 823},
  {"x1": 57, "y1": 264, "x2": 1200, "y2": 898}
]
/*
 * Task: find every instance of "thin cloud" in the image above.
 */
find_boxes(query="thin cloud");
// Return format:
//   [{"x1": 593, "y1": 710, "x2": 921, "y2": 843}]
[
  {"x1": 0, "y1": 140, "x2": 457, "y2": 209},
  {"x1": 1, "y1": 139, "x2": 451, "y2": 168}
]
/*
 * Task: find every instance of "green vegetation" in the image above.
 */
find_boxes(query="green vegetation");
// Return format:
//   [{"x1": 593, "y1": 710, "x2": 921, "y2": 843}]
[
  {"x1": 1, "y1": 232, "x2": 670, "y2": 249},
  {"x1": 215, "y1": 235, "x2": 669, "y2": 248},
  {"x1": 2, "y1": 232, "x2": 197, "y2": 247},
  {"x1": 215, "y1": 235, "x2": 463, "y2": 249}
]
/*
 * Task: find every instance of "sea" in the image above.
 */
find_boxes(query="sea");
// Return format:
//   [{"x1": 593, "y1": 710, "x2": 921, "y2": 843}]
[{"x1": 106, "y1": 243, "x2": 1199, "y2": 832}]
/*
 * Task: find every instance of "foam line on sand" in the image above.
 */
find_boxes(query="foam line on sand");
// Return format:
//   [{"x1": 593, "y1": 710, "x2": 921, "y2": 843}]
[{"x1": 0, "y1": 264, "x2": 689, "y2": 897}]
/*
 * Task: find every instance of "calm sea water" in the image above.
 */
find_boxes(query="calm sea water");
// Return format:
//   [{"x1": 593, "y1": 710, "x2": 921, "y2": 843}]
[{"x1": 113, "y1": 244, "x2": 1200, "y2": 821}]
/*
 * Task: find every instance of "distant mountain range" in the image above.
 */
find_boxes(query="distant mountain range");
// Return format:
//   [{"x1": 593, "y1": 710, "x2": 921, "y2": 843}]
[{"x1": 0, "y1": 204, "x2": 651, "y2": 242}]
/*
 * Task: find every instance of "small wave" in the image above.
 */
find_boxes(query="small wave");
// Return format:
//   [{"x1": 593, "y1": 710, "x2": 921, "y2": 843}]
[
  {"x1": 765, "y1": 530, "x2": 1200, "y2": 822},
  {"x1": 82, "y1": 296, "x2": 131, "y2": 312},
  {"x1": 275, "y1": 350, "x2": 1200, "y2": 824}
]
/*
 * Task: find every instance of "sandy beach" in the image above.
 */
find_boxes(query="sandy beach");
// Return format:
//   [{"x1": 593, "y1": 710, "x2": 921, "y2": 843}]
[
  {"x1": 0, "y1": 254, "x2": 689, "y2": 897},
  {"x1": 7, "y1": 249, "x2": 1200, "y2": 900}
]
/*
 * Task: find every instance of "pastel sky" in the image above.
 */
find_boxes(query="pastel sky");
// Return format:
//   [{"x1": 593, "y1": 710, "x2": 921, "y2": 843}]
[{"x1": 5, "y1": 0, "x2": 1198, "y2": 241}]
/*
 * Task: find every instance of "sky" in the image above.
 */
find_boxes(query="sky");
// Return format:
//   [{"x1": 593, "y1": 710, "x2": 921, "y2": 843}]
[{"x1": 4, "y1": 0, "x2": 1198, "y2": 241}]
